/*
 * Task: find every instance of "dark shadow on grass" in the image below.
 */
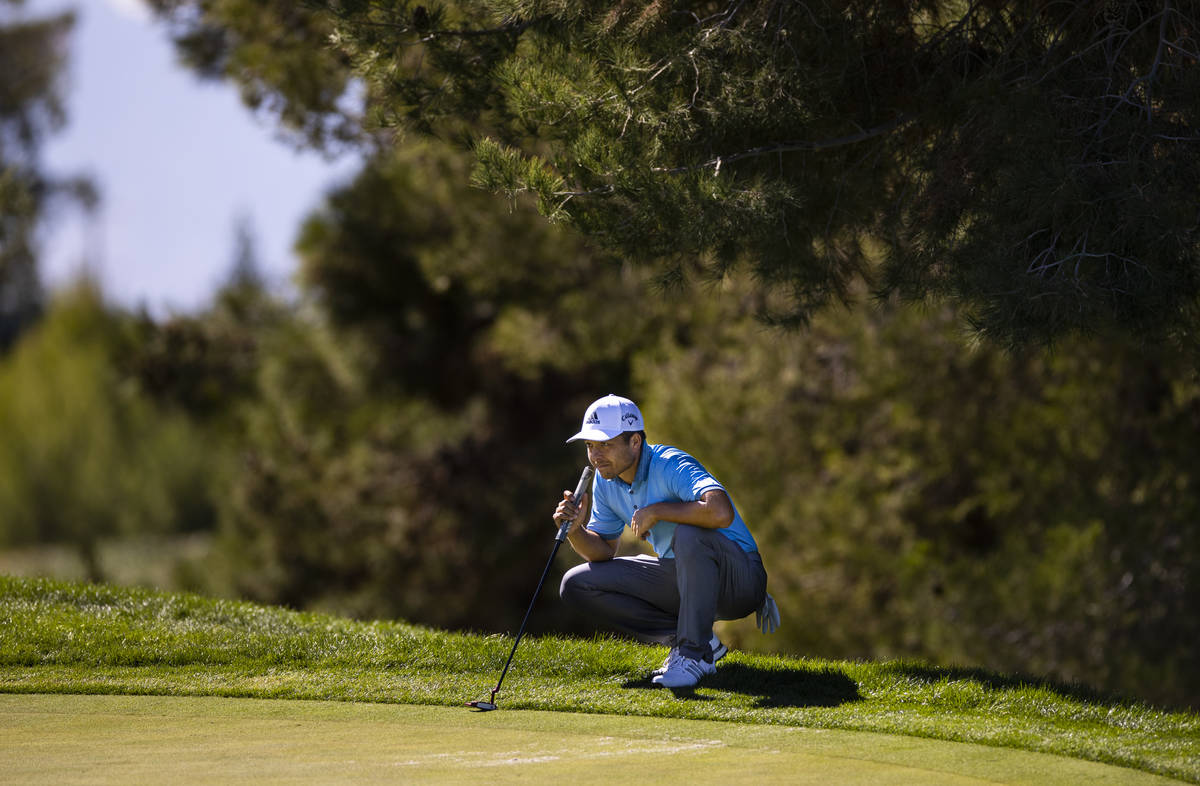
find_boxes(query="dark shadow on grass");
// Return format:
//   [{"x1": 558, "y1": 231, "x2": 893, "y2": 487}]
[
  {"x1": 878, "y1": 661, "x2": 1129, "y2": 707},
  {"x1": 622, "y1": 662, "x2": 861, "y2": 708}
]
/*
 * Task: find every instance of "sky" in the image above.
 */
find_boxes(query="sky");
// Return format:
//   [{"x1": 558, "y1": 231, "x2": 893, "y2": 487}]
[{"x1": 27, "y1": 0, "x2": 362, "y2": 316}]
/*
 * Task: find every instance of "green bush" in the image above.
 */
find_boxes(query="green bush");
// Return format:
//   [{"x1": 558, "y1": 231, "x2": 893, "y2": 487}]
[{"x1": 635, "y1": 285, "x2": 1200, "y2": 709}]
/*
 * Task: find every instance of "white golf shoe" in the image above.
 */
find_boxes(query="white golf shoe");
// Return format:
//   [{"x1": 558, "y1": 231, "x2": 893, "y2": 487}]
[
  {"x1": 652, "y1": 654, "x2": 717, "y2": 688},
  {"x1": 653, "y1": 634, "x2": 727, "y2": 676}
]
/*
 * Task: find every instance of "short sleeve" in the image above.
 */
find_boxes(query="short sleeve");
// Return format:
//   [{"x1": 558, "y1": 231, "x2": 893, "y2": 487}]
[
  {"x1": 665, "y1": 451, "x2": 724, "y2": 502},
  {"x1": 586, "y1": 481, "x2": 625, "y2": 540}
]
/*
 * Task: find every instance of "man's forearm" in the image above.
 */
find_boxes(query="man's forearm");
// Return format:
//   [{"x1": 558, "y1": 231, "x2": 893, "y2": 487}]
[
  {"x1": 632, "y1": 489, "x2": 735, "y2": 538},
  {"x1": 566, "y1": 523, "x2": 617, "y2": 562}
]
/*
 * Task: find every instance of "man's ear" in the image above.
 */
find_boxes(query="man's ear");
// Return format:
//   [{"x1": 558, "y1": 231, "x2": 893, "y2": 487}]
[{"x1": 630, "y1": 432, "x2": 643, "y2": 451}]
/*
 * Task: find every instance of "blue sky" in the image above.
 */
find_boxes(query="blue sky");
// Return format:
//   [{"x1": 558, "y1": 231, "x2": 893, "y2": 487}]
[{"x1": 28, "y1": 0, "x2": 361, "y2": 316}]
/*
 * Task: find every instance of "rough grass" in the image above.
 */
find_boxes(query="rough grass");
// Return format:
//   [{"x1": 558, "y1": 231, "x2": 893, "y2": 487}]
[{"x1": 2, "y1": 575, "x2": 1197, "y2": 782}]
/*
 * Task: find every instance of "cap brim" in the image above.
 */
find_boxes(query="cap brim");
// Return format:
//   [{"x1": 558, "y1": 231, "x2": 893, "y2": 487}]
[{"x1": 566, "y1": 427, "x2": 623, "y2": 443}]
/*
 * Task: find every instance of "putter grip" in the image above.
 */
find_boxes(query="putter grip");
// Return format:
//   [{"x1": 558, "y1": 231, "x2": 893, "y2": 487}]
[{"x1": 556, "y1": 465, "x2": 595, "y2": 542}]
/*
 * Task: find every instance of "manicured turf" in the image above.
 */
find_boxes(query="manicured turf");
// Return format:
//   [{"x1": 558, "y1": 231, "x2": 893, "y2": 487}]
[
  {"x1": 2, "y1": 694, "x2": 1186, "y2": 784},
  {"x1": 2, "y1": 576, "x2": 1197, "y2": 782}
]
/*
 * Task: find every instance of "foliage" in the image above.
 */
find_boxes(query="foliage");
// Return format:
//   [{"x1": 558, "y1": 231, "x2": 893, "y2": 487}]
[
  {"x1": 127, "y1": 237, "x2": 281, "y2": 426},
  {"x1": 0, "y1": 2, "x2": 95, "y2": 350},
  {"x1": 3, "y1": 576, "x2": 1198, "y2": 782},
  {"x1": 140, "y1": 137, "x2": 1200, "y2": 707},
  {"x1": 633, "y1": 281, "x2": 1200, "y2": 710},
  {"x1": 69, "y1": 116, "x2": 1191, "y2": 708},
  {"x1": 149, "y1": 0, "x2": 1200, "y2": 348},
  {"x1": 24, "y1": 0, "x2": 1195, "y2": 716},
  {"x1": 185, "y1": 142, "x2": 659, "y2": 628},
  {"x1": 0, "y1": 283, "x2": 216, "y2": 579},
  {"x1": 145, "y1": 0, "x2": 360, "y2": 150}
]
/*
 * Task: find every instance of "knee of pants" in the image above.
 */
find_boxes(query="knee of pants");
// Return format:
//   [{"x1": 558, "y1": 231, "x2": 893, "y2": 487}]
[
  {"x1": 671, "y1": 523, "x2": 709, "y2": 556},
  {"x1": 559, "y1": 563, "x2": 589, "y2": 606}
]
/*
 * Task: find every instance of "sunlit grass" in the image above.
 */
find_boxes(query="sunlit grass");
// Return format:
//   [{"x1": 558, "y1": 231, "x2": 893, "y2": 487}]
[{"x1": 2, "y1": 575, "x2": 1197, "y2": 782}]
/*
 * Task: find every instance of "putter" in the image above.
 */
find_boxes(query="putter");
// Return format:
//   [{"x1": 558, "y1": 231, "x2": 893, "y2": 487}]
[{"x1": 468, "y1": 465, "x2": 594, "y2": 711}]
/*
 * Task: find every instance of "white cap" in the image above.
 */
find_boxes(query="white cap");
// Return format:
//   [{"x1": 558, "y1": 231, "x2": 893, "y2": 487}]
[{"x1": 566, "y1": 394, "x2": 645, "y2": 443}]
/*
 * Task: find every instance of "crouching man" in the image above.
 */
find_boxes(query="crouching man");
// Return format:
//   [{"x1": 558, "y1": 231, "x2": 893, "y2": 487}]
[{"x1": 554, "y1": 394, "x2": 780, "y2": 688}]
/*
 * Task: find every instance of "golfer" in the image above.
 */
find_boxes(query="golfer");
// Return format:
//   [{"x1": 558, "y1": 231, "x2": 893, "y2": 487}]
[{"x1": 554, "y1": 394, "x2": 779, "y2": 688}]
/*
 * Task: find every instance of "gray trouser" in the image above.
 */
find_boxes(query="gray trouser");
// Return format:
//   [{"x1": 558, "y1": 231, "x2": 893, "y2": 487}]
[{"x1": 559, "y1": 524, "x2": 767, "y2": 662}]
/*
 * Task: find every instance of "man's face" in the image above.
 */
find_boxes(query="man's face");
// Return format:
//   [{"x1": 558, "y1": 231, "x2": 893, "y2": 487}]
[{"x1": 585, "y1": 433, "x2": 641, "y2": 481}]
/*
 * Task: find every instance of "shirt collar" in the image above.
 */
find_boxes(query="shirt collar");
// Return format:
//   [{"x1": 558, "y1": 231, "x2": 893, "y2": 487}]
[{"x1": 630, "y1": 442, "x2": 653, "y2": 492}]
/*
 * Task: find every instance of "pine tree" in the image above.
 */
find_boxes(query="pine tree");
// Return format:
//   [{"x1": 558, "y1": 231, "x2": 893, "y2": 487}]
[
  {"x1": 148, "y1": 1, "x2": 1200, "y2": 347},
  {"x1": 0, "y1": 4, "x2": 91, "y2": 349}
]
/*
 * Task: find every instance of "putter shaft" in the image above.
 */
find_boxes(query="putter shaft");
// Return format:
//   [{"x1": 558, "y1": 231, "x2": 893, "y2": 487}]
[{"x1": 476, "y1": 465, "x2": 594, "y2": 710}]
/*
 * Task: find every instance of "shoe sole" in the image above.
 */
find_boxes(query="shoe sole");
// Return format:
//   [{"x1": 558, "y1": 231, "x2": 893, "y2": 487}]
[{"x1": 652, "y1": 675, "x2": 699, "y2": 688}]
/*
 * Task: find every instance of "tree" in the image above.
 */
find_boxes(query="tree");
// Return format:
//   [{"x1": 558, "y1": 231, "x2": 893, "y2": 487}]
[
  {"x1": 128, "y1": 216, "x2": 278, "y2": 422},
  {"x1": 0, "y1": 282, "x2": 217, "y2": 580},
  {"x1": 0, "y1": 2, "x2": 94, "y2": 350},
  {"x1": 201, "y1": 141, "x2": 660, "y2": 628},
  {"x1": 145, "y1": 0, "x2": 361, "y2": 151},
  {"x1": 147, "y1": 0, "x2": 1200, "y2": 348},
  {"x1": 634, "y1": 282, "x2": 1200, "y2": 708},
  {"x1": 134, "y1": 2, "x2": 1200, "y2": 706}
]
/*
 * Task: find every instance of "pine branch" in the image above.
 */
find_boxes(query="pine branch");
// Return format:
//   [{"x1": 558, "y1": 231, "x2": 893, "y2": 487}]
[
  {"x1": 652, "y1": 115, "x2": 913, "y2": 175},
  {"x1": 316, "y1": 1, "x2": 536, "y2": 41}
]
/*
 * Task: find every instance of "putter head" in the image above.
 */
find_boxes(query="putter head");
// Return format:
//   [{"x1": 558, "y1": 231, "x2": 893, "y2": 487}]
[{"x1": 466, "y1": 700, "x2": 498, "y2": 711}]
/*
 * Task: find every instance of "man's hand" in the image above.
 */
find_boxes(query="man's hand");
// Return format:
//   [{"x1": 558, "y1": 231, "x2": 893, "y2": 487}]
[
  {"x1": 629, "y1": 507, "x2": 659, "y2": 540},
  {"x1": 554, "y1": 489, "x2": 590, "y2": 534},
  {"x1": 626, "y1": 491, "x2": 733, "y2": 540},
  {"x1": 554, "y1": 490, "x2": 615, "y2": 562}
]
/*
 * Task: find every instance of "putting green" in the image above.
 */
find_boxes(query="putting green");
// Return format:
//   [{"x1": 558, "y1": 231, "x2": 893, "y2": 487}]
[{"x1": 0, "y1": 694, "x2": 1183, "y2": 784}]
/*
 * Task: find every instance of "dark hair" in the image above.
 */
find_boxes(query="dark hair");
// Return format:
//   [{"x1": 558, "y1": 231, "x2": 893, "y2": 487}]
[{"x1": 621, "y1": 430, "x2": 647, "y2": 445}]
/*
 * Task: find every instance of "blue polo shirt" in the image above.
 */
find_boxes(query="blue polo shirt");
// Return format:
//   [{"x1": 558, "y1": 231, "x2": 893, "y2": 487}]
[{"x1": 587, "y1": 443, "x2": 758, "y2": 558}]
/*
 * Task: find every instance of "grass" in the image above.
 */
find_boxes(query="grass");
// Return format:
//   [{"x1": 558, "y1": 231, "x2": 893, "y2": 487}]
[{"x1": 2, "y1": 575, "x2": 1197, "y2": 782}]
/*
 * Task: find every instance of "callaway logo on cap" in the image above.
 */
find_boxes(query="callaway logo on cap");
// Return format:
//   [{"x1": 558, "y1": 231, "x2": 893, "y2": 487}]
[{"x1": 567, "y1": 394, "x2": 645, "y2": 443}]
